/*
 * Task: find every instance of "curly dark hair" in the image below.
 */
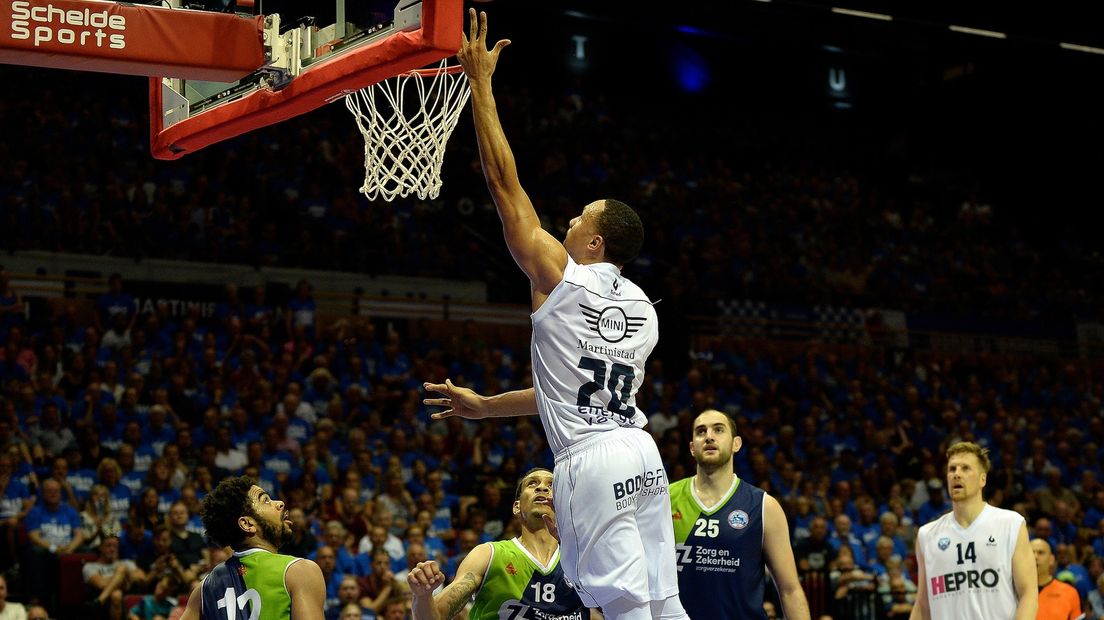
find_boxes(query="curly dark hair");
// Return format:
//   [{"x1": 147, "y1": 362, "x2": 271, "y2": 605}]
[
  {"x1": 200, "y1": 476, "x2": 256, "y2": 549},
  {"x1": 594, "y1": 199, "x2": 644, "y2": 267}
]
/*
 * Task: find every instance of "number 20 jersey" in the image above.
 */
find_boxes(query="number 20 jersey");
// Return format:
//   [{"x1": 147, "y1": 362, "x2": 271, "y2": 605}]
[
  {"x1": 531, "y1": 256, "x2": 658, "y2": 453},
  {"x1": 917, "y1": 504, "x2": 1024, "y2": 620}
]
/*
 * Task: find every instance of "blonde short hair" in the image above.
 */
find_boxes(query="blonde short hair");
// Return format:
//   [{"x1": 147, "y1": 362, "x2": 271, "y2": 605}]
[{"x1": 946, "y1": 441, "x2": 991, "y2": 473}]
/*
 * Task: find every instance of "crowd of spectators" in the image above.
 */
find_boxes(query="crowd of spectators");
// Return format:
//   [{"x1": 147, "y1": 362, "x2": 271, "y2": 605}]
[
  {"x1": 1, "y1": 66, "x2": 1101, "y2": 324},
  {"x1": 0, "y1": 31, "x2": 1101, "y2": 620},
  {"x1": 0, "y1": 266, "x2": 1101, "y2": 618}
]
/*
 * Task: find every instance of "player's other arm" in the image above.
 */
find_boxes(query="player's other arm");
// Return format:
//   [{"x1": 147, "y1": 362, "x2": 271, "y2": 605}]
[
  {"x1": 287, "y1": 559, "x2": 327, "y2": 620},
  {"x1": 410, "y1": 543, "x2": 493, "y2": 620},
  {"x1": 909, "y1": 537, "x2": 929, "y2": 620},
  {"x1": 456, "y1": 9, "x2": 567, "y2": 295},
  {"x1": 762, "y1": 495, "x2": 812, "y2": 620},
  {"x1": 1011, "y1": 521, "x2": 1039, "y2": 620},
  {"x1": 423, "y1": 381, "x2": 537, "y2": 420}
]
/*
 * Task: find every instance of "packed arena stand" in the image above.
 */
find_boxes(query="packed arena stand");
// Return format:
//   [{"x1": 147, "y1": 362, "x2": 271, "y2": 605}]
[{"x1": 1, "y1": 10, "x2": 1102, "y2": 619}]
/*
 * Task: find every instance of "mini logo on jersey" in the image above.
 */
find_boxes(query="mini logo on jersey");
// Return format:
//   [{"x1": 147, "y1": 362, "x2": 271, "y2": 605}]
[
  {"x1": 505, "y1": 563, "x2": 517, "y2": 576},
  {"x1": 728, "y1": 509, "x2": 750, "y2": 529},
  {"x1": 612, "y1": 280, "x2": 621, "y2": 292},
  {"x1": 938, "y1": 537, "x2": 951, "y2": 551},
  {"x1": 579, "y1": 304, "x2": 646, "y2": 343},
  {"x1": 237, "y1": 565, "x2": 248, "y2": 577},
  {"x1": 673, "y1": 510, "x2": 683, "y2": 521},
  {"x1": 987, "y1": 536, "x2": 997, "y2": 546}
]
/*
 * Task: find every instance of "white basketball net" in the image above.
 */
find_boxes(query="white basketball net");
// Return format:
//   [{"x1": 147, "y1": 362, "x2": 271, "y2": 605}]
[{"x1": 345, "y1": 60, "x2": 471, "y2": 202}]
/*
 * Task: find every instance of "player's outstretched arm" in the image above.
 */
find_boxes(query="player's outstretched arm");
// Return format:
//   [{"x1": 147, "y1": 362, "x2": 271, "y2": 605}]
[
  {"x1": 411, "y1": 544, "x2": 493, "y2": 620},
  {"x1": 1011, "y1": 521, "x2": 1039, "y2": 620},
  {"x1": 909, "y1": 540, "x2": 929, "y2": 620},
  {"x1": 456, "y1": 9, "x2": 567, "y2": 296},
  {"x1": 423, "y1": 381, "x2": 537, "y2": 419},
  {"x1": 762, "y1": 495, "x2": 812, "y2": 620},
  {"x1": 287, "y1": 558, "x2": 327, "y2": 620}
]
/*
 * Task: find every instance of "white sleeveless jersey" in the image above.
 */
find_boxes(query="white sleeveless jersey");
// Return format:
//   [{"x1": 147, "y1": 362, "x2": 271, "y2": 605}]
[
  {"x1": 531, "y1": 257, "x2": 658, "y2": 453},
  {"x1": 917, "y1": 504, "x2": 1024, "y2": 620}
]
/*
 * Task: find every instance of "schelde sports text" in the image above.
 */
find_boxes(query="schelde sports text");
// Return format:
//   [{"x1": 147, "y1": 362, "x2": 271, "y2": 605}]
[{"x1": 10, "y1": 1, "x2": 127, "y2": 49}]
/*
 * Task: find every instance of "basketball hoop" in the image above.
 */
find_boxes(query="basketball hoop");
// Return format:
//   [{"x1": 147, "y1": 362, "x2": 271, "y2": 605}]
[{"x1": 345, "y1": 59, "x2": 471, "y2": 202}]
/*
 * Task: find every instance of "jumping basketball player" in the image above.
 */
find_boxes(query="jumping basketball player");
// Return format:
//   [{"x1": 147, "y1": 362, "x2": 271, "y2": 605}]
[{"x1": 429, "y1": 9, "x2": 688, "y2": 620}]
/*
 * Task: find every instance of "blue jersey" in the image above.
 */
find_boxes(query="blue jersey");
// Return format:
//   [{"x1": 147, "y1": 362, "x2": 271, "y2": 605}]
[{"x1": 670, "y1": 476, "x2": 767, "y2": 620}]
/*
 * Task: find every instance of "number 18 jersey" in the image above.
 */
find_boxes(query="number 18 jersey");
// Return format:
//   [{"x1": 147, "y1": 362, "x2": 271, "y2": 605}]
[{"x1": 531, "y1": 257, "x2": 658, "y2": 453}]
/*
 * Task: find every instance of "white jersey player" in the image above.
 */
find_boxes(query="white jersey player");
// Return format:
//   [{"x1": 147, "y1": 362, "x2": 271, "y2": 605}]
[
  {"x1": 423, "y1": 10, "x2": 688, "y2": 620},
  {"x1": 910, "y1": 442, "x2": 1037, "y2": 620}
]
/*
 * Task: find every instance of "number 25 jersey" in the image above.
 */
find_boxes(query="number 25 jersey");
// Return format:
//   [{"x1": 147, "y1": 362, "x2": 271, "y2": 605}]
[{"x1": 531, "y1": 256, "x2": 657, "y2": 453}]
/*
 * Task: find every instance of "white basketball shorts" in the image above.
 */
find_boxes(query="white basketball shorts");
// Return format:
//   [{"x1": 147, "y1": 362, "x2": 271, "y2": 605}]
[{"x1": 553, "y1": 426, "x2": 681, "y2": 609}]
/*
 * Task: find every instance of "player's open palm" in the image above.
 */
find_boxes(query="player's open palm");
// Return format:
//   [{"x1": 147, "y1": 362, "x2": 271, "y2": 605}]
[
  {"x1": 456, "y1": 9, "x2": 510, "y2": 82},
  {"x1": 423, "y1": 379, "x2": 487, "y2": 420},
  {"x1": 408, "y1": 560, "x2": 446, "y2": 597}
]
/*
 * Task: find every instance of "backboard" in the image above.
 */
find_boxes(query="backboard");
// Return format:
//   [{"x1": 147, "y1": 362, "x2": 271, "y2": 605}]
[{"x1": 149, "y1": 0, "x2": 462, "y2": 159}]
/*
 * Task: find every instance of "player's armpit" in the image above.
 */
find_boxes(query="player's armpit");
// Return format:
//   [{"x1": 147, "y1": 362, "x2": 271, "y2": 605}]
[
  {"x1": 176, "y1": 583, "x2": 202, "y2": 620},
  {"x1": 909, "y1": 541, "x2": 929, "y2": 620}
]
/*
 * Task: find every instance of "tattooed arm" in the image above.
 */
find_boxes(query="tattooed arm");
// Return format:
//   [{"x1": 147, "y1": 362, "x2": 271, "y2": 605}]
[{"x1": 410, "y1": 543, "x2": 493, "y2": 620}]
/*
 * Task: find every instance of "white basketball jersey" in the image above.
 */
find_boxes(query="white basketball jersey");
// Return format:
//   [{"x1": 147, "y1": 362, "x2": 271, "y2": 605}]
[
  {"x1": 531, "y1": 257, "x2": 657, "y2": 453},
  {"x1": 918, "y1": 504, "x2": 1024, "y2": 620}
]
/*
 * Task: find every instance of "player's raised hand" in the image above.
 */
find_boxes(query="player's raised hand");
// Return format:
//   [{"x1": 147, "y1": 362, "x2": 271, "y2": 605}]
[
  {"x1": 423, "y1": 379, "x2": 487, "y2": 420},
  {"x1": 456, "y1": 8, "x2": 510, "y2": 83},
  {"x1": 408, "y1": 560, "x2": 446, "y2": 597}
]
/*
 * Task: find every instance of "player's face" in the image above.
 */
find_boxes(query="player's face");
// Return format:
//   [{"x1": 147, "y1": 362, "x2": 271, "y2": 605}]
[
  {"x1": 946, "y1": 453, "x2": 986, "y2": 502},
  {"x1": 689, "y1": 411, "x2": 740, "y2": 471},
  {"x1": 247, "y1": 485, "x2": 292, "y2": 546},
  {"x1": 563, "y1": 202, "x2": 603, "y2": 261},
  {"x1": 514, "y1": 470, "x2": 555, "y2": 524}
]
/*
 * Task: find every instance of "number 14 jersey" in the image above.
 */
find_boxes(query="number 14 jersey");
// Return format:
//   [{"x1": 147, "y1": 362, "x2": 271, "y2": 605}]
[
  {"x1": 917, "y1": 504, "x2": 1024, "y2": 620},
  {"x1": 531, "y1": 257, "x2": 658, "y2": 454}
]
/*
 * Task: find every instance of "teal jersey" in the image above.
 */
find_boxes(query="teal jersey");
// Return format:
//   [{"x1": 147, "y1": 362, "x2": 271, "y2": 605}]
[
  {"x1": 670, "y1": 476, "x2": 767, "y2": 620},
  {"x1": 201, "y1": 548, "x2": 300, "y2": 619},
  {"x1": 469, "y1": 538, "x2": 587, "y2": 620}
]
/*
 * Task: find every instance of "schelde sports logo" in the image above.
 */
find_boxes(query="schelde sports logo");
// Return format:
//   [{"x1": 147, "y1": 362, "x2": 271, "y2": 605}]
[
  {"x1": 579, "y1": 304, "x2": 646, "y2": 343},
  {"x1": 9, "y1": 1, "x2": 127, "y2": 50},
  {"x1": 727, "y1": 509, "x2": 749, "y2": 530}
]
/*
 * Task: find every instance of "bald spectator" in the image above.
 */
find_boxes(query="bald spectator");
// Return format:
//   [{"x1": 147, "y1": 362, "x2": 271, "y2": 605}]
[
  {"x1": 315, "y1": 546, "x2": 343, "y2": 613},
  {"x1": 1033, "y1": 538, "x2": 1081, "y2": 620}
]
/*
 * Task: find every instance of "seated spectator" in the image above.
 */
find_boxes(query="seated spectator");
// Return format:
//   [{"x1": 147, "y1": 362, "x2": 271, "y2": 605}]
[
  {"x1": 137, "y1": 526, "x2": 195, "y2": 591},
  {"x1": 0, "y1": 452, "x2": 32, "y2": 573},
  {"x1": 1088, "y1": 572, "x2": 1104, "y2": 620},
  {"x1": 325, "y1": 576, "x2": 366, "y2": 620},
  {"x1": 354, "y1": 550, "x2": 395, "y2": 615},
  {"x1": 83, "y1": 536, "x2": 144, "y2": 620},
  {"x1": 81, "y1": 484, "x2": 124, "y2": 551},
  {"x1": 24, "y1": 478, "x2": 85, "y2": 610},
  {"x1": 166, "y1": 502, "x2": 206, "y2": 577},
  {"x1": 879, "y1": 575, "x2": 915, "y2": 619},
  {"x1": 126, "y1": 574, "x2": 181, "y2": 620}
]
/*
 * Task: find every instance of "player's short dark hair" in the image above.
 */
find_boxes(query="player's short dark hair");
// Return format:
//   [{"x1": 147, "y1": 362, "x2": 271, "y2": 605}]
[
  {"x1": 201, "y1": 476, "x2": 256, "y2": 549},
  {"x1": 515, "y1": 468, "x2": 553, "y2": 501},
  {"x1": 595, "y1": 199, "x2": 643, "y2": 266}
]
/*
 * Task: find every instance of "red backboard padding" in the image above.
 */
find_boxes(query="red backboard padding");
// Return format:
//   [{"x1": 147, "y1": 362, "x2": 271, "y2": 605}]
[{"x1": 149, "y1": 0, "x2": 462, "y2": 160}]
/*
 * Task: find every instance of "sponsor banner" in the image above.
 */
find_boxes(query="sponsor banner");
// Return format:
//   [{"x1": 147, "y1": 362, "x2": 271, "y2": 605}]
[{"x1": 2, "y1": 0, "x2": 263, "y2": 80}]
